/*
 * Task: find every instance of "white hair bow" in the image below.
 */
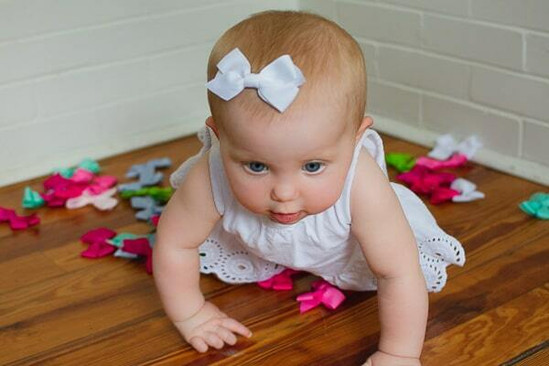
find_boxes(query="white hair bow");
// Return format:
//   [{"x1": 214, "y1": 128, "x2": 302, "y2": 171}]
[{"x1": 206, "y1": 48, "x2": 305, "y2": 112}]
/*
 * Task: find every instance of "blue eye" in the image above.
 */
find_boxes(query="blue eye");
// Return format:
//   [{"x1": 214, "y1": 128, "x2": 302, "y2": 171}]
[
  {"x1": 303, "y1": 162, "x2": 324, "y2": 173},
  {"x1": 245, "y1": 162, "x2": 268, "y2": 174}
]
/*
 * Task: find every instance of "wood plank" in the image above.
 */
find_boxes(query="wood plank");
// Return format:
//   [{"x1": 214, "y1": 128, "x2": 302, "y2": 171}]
[
  {"x1": 423, "y1": 284, "x2": 549, "y2": 365},
  {"x1": 0, "y1": 252, "x2": 65, "y2": 293},
  {"x1": 507, "y1": 341, "x2": 549, "y2": 366}
]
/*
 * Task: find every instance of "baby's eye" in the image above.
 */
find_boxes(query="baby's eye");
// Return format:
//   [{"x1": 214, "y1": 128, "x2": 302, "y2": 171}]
[
  {"x1": 244, "y1": 162, "x2": 268, "y2": 174},
  {"x1": 302, "y1": 162, "x2": 325, "y2": 174}
]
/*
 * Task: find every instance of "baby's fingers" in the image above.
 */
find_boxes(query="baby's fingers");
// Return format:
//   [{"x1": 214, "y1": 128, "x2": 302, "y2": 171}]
[
  {"x1": 188, "y1": 337, "x2": 209, "y2": 353},
  {"x1": 216, "y1": 326, "x2": 238, "y2": 346},
  {"x1": 203, "y1": 331, "x2": 225, "y2": 350},
  {"x1": 220, "y1": 318, "x2": 253, "y2": 338}
]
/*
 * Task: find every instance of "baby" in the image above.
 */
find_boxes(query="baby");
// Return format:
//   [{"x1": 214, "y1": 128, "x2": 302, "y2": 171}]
[{"x1": 153, "y1": 10, "x2": 464, "y2": 365}]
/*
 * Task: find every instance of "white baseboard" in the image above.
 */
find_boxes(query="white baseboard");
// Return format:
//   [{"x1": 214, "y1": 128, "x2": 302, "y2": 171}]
[{"x1": 371, "y1": 114, "x2": 549, "y2": 186}]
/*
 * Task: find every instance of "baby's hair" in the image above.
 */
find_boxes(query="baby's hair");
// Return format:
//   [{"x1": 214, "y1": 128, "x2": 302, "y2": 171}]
[{"x1": 207, "y1": 10, "x2": 367, "y2": 129}]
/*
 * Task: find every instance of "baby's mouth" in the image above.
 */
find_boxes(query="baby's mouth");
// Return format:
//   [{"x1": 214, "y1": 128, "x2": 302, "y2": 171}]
[{"x1": 269, "y1": 211, "x2": 302, "y2": 224}]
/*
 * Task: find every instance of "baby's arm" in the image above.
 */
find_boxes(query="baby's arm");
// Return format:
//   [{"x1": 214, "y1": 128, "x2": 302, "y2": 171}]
[
  {"x1": 153, "y1": 154, "x2": 252, "y2": 352},
  {"x1": 351, "y1": 151, "x2": 428, "y2": 365}
]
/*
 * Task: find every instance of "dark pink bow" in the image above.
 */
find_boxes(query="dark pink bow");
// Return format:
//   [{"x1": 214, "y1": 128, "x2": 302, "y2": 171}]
[
  {"x1": 80, "y1": 227, "x2": 117, "y2": 258},
  {"x1": 397, "y1": 165, "x2": 460, "y2": 204},
  {"x1": 0, "y1": 207, "x2": 40, "y2": 230},
  {"x1": 122, "y1": 238, "x2": 153, "y2": 274},
  {"x1": 296, "y1": 279, "x2": 346, "y2": 313},
  {"x1": 42, "y1": 174, "x2": 88, "y2": 207},
  {"x1": 415, "y1": 153, "x2": 468, "y2": 170},
  {"x1": 258, "y1": 269, "x2": 300, "y2": 290}
]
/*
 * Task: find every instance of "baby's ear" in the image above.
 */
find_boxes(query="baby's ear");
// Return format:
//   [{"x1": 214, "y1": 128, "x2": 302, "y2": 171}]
[
  {"x1": 205, "y1": 116, "x2": 219, "y2": 138},
  {"x1": 356, "y1": 116, "x2": 373, "y2": 141}
]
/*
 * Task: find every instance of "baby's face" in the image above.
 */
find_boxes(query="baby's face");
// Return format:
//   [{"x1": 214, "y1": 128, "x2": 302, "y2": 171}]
[{"x1": 215, "y1": 102, "x2": 360, "y2": 225}]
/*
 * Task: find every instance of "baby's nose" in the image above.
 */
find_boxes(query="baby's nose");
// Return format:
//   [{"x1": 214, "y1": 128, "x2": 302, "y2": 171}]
[{"x1": 271, "y1": 182, "x2": 298, "y2": 202}]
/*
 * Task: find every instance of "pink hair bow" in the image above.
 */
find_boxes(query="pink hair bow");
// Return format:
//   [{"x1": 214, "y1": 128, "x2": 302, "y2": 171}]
[
  {"x1": 122, "y1": 237, "x2": 153, "y2": 274},
  {"x1": 86, "y1": 175, "x2": 117, "y2": 195},
  {"x1": 66, "y1": 188, "x2": 118, "y2": 211},
  {"x1": 42, "y1": 173, "x2": 87, "y2": 206},
  {"x1": 397, "y1": 165, "x2": 456, "y2": 195},
  {"x1": 70, "y1": 168, "x2": 94, "y2": 183},
  {"x1": 80, "y1": 227, "x2": 117, "y2": 258},
  {"x1": 0, "y1": 207, "x2": 40, "y2": 230},
  {"x1": 296, "y1": 280, "x2": 346, "y2": 313},
  {"x1": 258, "y1": 269, "x2": 300, "y2": 290},
  {"x1": 415, "y1": 153, "x2": 468, "y2": 170}
]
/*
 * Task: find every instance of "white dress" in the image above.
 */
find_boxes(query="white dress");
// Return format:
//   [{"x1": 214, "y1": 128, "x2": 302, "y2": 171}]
[{"x1": 170, "y1": 127, "x2": 465, "y2": 292}]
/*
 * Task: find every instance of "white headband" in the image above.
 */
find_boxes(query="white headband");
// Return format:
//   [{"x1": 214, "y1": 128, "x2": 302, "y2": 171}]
[{"x1": 206, "y1": 48, "x2": 305, "y2": 113}]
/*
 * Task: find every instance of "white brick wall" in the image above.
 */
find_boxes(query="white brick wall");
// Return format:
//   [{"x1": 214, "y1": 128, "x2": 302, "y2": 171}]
[
  {"x1": 1, "y1": 0, "x2": 548, "y2": 186},
  {"x1": 300, "y1": 0, "x2": 549, "y2": 184},
  {"x1": 0, "y1": 0, "x2": 298, "y2": 186}
]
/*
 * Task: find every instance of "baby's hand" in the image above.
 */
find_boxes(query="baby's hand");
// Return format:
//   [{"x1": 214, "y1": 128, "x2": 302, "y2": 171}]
[
  {"x1": 363, "y1": 351, "x2": 421, "y2": 366},
  {"x1": 174, "y1": 301, "x2": 253, "y2": 353}
]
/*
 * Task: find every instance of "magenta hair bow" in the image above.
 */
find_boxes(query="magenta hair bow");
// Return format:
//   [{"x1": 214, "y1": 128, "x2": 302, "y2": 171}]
[
  {"x1": 66, "y1": 188, "x2": 118, "y2": 211},
  {"x1": 258, "y1": 269, "x2": 300, "y2": 290},
  {"x1": 70, "y1": 168, "x2": 94, "y2": 183},
  {"x1": 86, "y1": 176, "x2": 117, "y2": 195},
  {"x1": 42, "y1": 174, "x2": 87, "y2": 207},
  {"x1": 122, "y1": 237, "x2": 153, "y2": 274},
  {"x1": 415, "y1": 153, "x2": 468, "y2": 170},
  {"x1": 80, "y1": 227, "x2": 117, "y2": 258},
  {"x1": 397, "y1": 165, "x2": 456, "y2": 195},
  {"x1": 0, "y1": 207, "x2": 40, "y2": 230},
  {"x1": 150, "y1": 214, "x2": 160, "y2": 227},
  {"x1": 296, "y1": 279, "x2": 346, "y2": 314}
]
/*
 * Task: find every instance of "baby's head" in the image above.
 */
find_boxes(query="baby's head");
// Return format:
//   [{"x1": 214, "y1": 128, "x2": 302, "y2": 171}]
[
  {"x1": 205, "y1": 11, "x2": 372, "y2": 224},
  {"x1": 207, "y1": 10, "x2": 367, "y2": 131}
]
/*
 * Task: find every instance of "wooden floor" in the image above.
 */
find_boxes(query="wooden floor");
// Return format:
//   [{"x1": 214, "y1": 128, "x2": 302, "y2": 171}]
[{"x1": 1, "y1": 133, "x2": 548, "y2": 366}]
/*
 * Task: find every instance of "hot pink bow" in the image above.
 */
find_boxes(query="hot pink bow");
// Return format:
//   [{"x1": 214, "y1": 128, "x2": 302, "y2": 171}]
[
  {"x1": 80, "y1": 227, "x2": 117, "y2": 258},
  {"x1": 86, "y1": 176, "x2": 117, "y2": 195},
  {"x1": 296, "y1": 279, "x2": 346, "y2": 313},
  {"x1": 0, "y1": 207, "x2": 40, "y2": 230},
  {"x1": 66, "y1": 188, "x2": 118, "y2": 211},
  {"x1": 429, "y1": 187, "x2": 460, "y2": 205},
  {"x1": 258, "y1": 269, "x2": 300, "y2": 290},
  {"x1": 122, "y1": 237, "x2": 153, "y2": 274},
  {"x1": 150, "y1": 214, "x2": 160, "y2": 227},
  {"x1": 415, "y1": 153, "x2": 468, "y2": 170},
  {"x1": 397, "y1": 165, "x2": 456, "y2": 195},
  {"x1": 42, "y1": 174, "x2": 88, "y2": 207},
  {"x1": 70, "y1": 168, "x2": 94, "y2": 183}
]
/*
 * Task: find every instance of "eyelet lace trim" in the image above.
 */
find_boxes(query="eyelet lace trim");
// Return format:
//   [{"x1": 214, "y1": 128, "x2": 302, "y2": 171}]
[
  {"x1": 418, "y1": 235, "x2": 465, "y2": 292},
  {"x1": 199, "y1": 237, "x2": 284, "y2": 284}
]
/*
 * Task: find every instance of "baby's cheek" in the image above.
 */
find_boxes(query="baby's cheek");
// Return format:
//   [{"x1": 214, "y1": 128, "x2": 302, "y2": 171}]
[
  {"x1": 305, "y1": 183, "x2": 342, "y2": 213},
  {"x1": 230, "y1": 180, "x2": 268, "y2": 214}
]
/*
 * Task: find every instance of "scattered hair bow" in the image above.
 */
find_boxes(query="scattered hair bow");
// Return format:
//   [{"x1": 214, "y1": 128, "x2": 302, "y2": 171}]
[
  {"x1": 0, "y1": 207, "x2": 40, "y2": 230},
  {"x1": 519, "y1": 192, "x2": 549, "y2": 220},
  {"x1": 118, "y1": 158, "x2": 171, "y2": 191},
  {"x1": 450, "y1": 178, "x2": 485, "y2": 202},
  {"x1": 122, "y1": 237, "x2": 153, "y2": 274},
  {"x1": 66, "y1": 187, "x2": 119, "y2": 211},
  {"x1": 80, "y1": 227, "x2": 117, "y2": 258},
  {"x1": 257, "y1": 269, "x2": 300, "y2": 291},
  {"x1": 428, "y1": 134, "x2": 482, "y2": 160},
  {"x1": 22, "y1": 187, "x2": 45, "y2": 208},
  {"x1": 130, "y1": 196, "x2": 164, "y2": 221},
  {"x1": 206, "y1": 48, "x2": 305, "y2": 112},
  {"x1": 296, "y1": 279, "x2": 346, "y2": 313},
  {"x1": 415, "y1": 153, "x2": 468, "y2": 170}
]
